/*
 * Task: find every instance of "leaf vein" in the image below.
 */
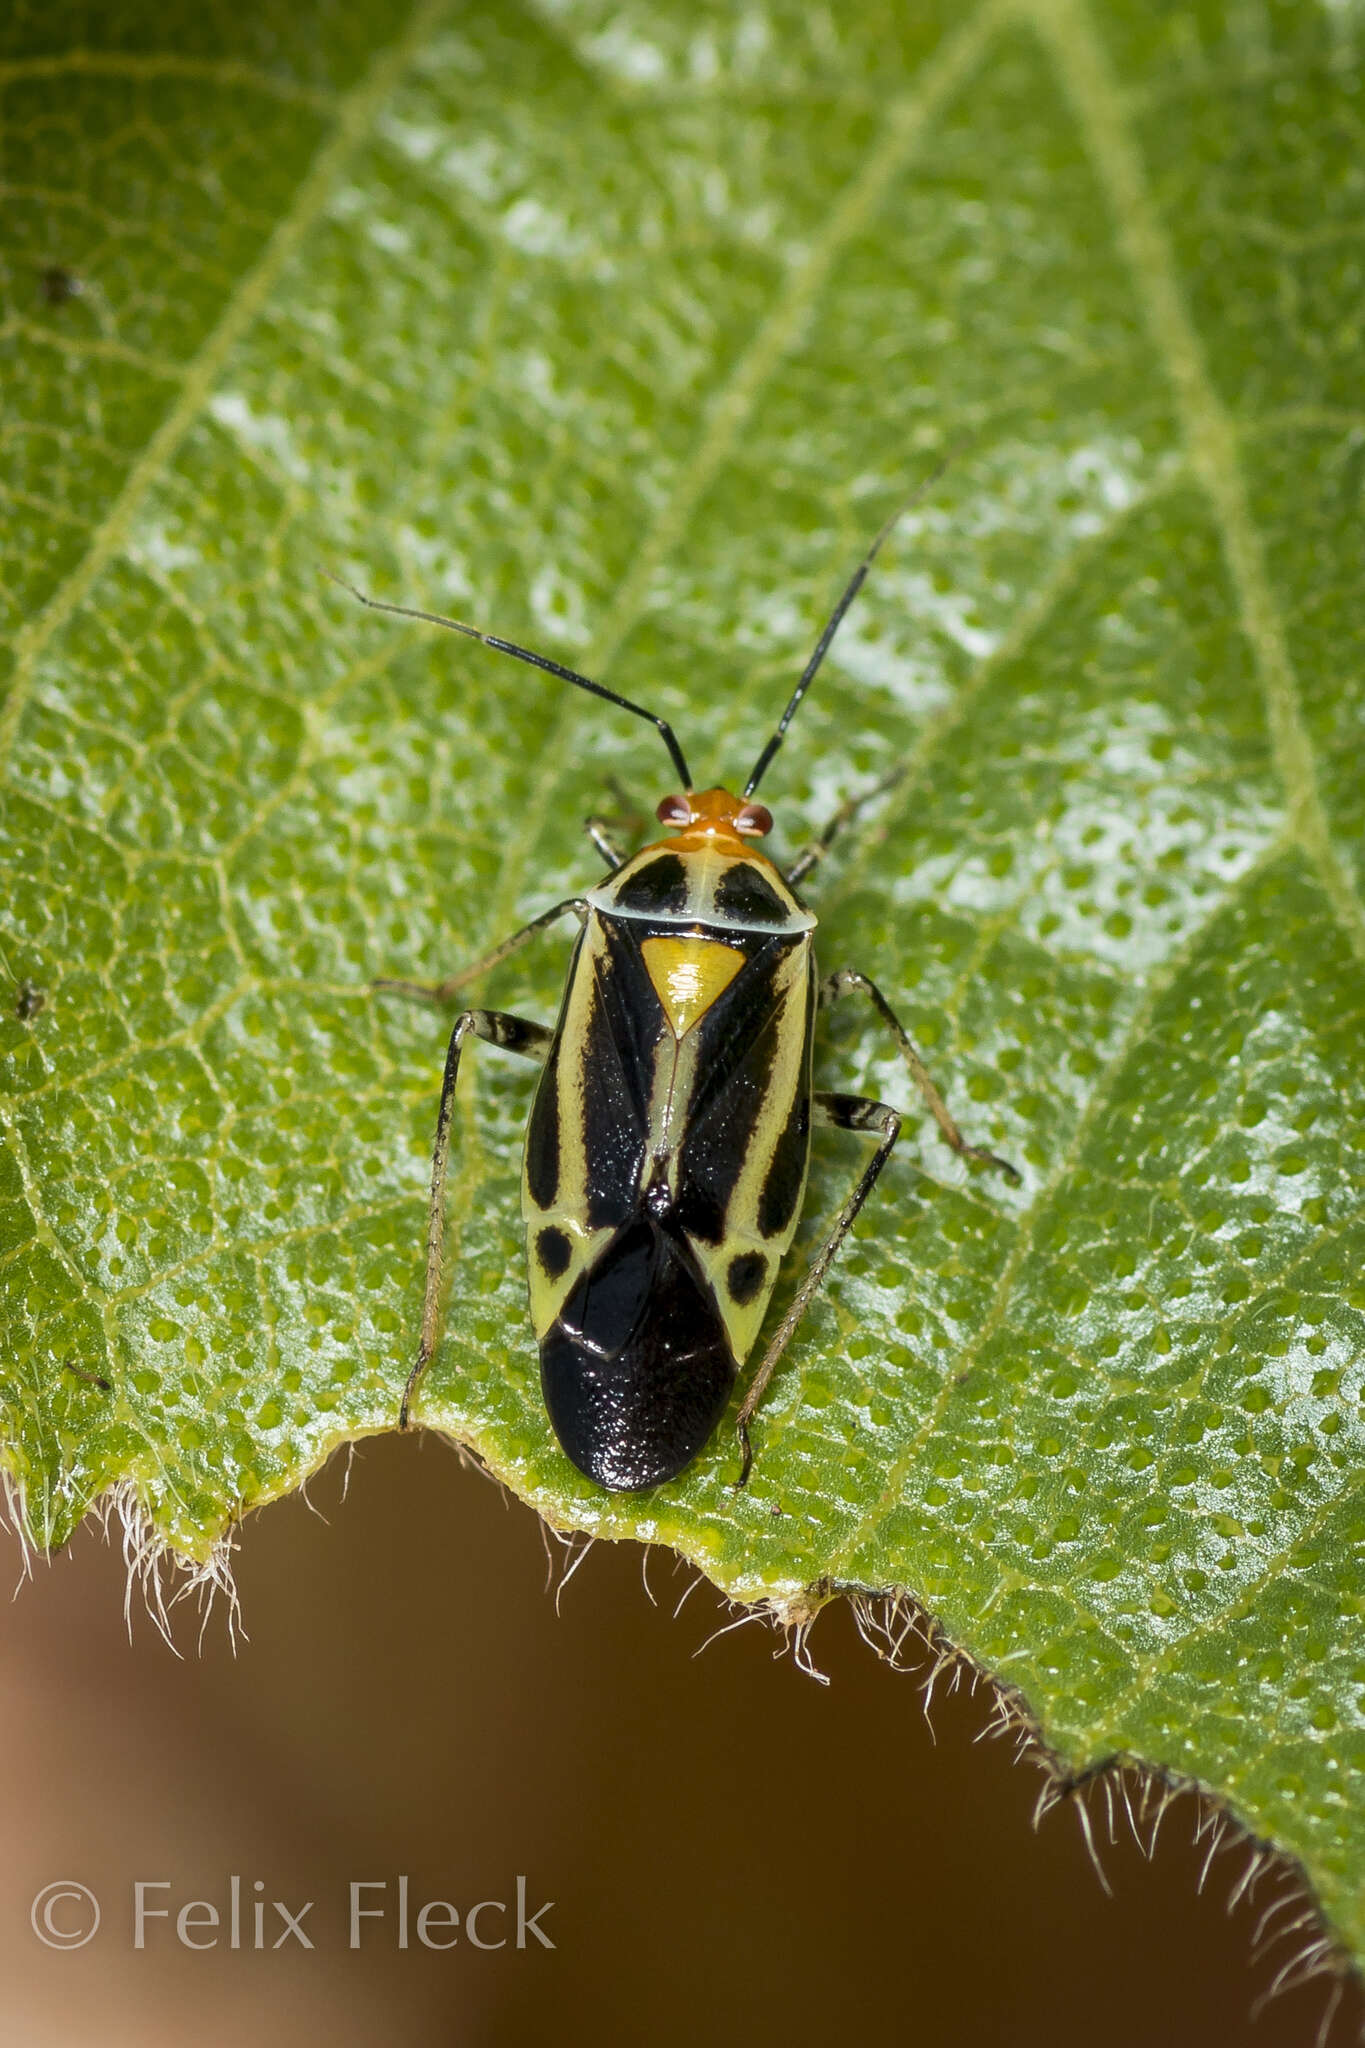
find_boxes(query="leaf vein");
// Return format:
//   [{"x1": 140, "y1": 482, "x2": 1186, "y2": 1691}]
[
  {"x1": 823, "y1": 835, "x2": 1292, "y2": 1578},
  {"x1": 1021, "y1": 0, "x2": 1365, "y2": 965},
  {"x1": 0, "y1": 0, "x2": 449, "y2": 774}
]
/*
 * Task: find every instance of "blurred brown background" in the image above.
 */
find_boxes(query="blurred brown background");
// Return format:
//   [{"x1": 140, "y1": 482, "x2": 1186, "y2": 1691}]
[{"x1": 2, "y1": 1434, "x2": 1359, "y2": 2046}]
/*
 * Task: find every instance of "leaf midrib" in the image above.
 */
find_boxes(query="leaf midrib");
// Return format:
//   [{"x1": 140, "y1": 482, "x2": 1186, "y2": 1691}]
[{"x1": 1019, "y1": 0, "x2": 1365, "y2": 964}]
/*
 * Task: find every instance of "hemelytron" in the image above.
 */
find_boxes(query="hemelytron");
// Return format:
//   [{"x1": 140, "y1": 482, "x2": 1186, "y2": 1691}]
[{"x1": 336, "y1": 495, "x2": 1019, "y2": 1493}]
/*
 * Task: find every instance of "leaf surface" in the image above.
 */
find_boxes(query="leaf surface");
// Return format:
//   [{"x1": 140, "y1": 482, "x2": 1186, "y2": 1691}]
[{"x1": 2, "y1": 0, "x2": 1362, "y2": 1961}]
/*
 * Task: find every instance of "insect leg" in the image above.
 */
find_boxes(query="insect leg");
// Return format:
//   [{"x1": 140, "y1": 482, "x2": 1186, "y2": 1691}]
[
  {"x1": 403, "y1": 1007, "x2": 553, "y2": 1430},
  {"x1": 583, "y1": 777, "x2": 648, "y2": 869},
  {"x1": 822, "y1": 970, "x2": 1021, "y2": 1184},
  {"x1": 734, "y1": 1089, "x2": 901, "y2": 1486},
  {"x1": 583, "y1": 817, "x2": 627, "y2": 870},
  {"x1": 374, "y1": 897, "x2": 587, "y2": 1005},
  {"x1": 784, "y1": 764, "x2": 905, "y2": 888}
]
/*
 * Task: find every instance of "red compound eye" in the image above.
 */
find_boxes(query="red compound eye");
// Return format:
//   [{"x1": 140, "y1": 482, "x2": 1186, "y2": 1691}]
[
  {"x1": 656, "y1": 794, "x2": 692, "y2": 826},
  {"x1": 734, "y1": 802, "x2": 773, "y2": 837}
]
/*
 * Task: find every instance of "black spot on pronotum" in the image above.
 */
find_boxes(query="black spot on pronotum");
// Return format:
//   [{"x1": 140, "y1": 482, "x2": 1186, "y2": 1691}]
[
  {"x1": 726, "y1": 1251, "x2": 766, "y2": 1304},
  {"x1": 537, "y1": 1226, "x2": 572, "y2": 1279},
  {"x1": 612, "y1": 852, "x2": 689, "y2": 917},
  {"x1": 712, "y1": 861, "x2": 791, "y2": 926},
  {"x1": 40, "y1": 266, "x2": 82, "y2": 305}
]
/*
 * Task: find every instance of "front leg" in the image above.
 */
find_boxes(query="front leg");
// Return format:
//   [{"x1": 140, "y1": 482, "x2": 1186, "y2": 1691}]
[
  {"x1": 403, "y1": 1008, "x2": 552, "y2": 1429},
  {"x1": 583, "y1": 777, "x2": 649, "y2": 869},
  {"x1": 583, "y1": 817, "x2": 628, "y2": 870},
  {"x1": 784, "y1": 764, "x2": 905, "y2": 889},
  {"x1": 374, "y1": 897, "x2": 587, "y2": 1006}
]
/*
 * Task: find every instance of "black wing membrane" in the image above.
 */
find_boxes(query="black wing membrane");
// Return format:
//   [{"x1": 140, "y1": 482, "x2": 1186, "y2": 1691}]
[{"x1": 540, "y1": 1216, "x2": 735, "y2": 1490}]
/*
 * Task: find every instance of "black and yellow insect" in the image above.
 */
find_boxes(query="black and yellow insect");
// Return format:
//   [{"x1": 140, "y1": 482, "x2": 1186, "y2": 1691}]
[{"x1": 336, "y1": 506, "x2": 1018, "y2": 1493}]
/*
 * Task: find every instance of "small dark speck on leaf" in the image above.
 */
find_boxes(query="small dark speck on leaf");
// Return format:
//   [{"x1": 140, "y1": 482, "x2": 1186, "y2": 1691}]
[
  {"x1": 40, "y1": 266, "x2": 83, "y2": 305},
  {"x1": 15, "y1": 981, "x2": 46, "y2": 1020},
  {"x1": 64, "y1": 1359, "x2": 112, "y2": 1393}
]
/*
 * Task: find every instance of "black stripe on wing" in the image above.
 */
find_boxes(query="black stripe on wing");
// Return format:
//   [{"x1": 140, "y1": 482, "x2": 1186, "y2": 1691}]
[
  {"x1": 676, "y1": 940, "x2": 813, "y2": 1246},
  {"x1": 577, "y1": 921, "x2": 665, "y2": 1230}
]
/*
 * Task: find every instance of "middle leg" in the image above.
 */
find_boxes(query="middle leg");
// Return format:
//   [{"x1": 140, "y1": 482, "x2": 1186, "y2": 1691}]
[
  {"x1": 822, "y1": 969, "x2": 1020, "y2": 1184},
  {"x1": 784, "y1": 763, "x2": 906, "y2": 889},
  {"x1": 583, "y1": 775, "x2": 650, "y2": 870}
]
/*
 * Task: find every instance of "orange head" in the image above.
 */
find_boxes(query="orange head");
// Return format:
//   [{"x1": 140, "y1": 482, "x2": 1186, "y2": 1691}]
[{"x1": 653, "y1": 787, "x2": 773, "y2": 854}]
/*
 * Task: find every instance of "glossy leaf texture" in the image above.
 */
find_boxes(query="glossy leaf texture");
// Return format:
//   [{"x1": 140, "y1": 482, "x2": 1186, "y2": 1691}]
[{"x1": 2, "y1": 0, "x2": 1362, "y2": 1963}]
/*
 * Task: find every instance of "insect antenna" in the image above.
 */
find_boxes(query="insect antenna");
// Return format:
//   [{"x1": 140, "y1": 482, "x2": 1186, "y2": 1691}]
[
  {"x1": 742, "y1": 451, "x2": 956, "y2": 798},
  {"x1": 325, "y1": 571, "x2": 692, "y2": 789}
]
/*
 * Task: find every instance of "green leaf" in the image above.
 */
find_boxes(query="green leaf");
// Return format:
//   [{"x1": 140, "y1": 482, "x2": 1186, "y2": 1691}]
[{"x1": 3, "y1": 0, "x2": 1363, "y2": 1970}]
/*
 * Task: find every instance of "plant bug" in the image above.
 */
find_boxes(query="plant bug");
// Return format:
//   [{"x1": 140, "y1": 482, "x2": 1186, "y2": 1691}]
[{"x1": 334, "y1": 492, "x2": 1019, "y2": 1492}]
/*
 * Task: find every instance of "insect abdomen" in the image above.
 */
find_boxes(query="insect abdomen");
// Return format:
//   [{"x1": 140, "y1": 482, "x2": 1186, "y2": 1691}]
[{"x1": 539, "y1": 1215, "x2": 735, "y2": 1491}]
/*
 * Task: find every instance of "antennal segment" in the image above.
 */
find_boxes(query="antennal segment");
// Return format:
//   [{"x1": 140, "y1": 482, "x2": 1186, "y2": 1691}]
[
  {"x1": 742, "y1": 451, "x2": 955, "y2": 799},
  {"x1": 325, "y1": 571, "x2": 692, "y2": 790}
]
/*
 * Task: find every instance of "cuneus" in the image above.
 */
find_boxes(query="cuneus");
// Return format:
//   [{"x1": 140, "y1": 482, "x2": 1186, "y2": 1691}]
[{"x1": 335, "y1": 486, "x2": 1019, "y2": 1494}]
